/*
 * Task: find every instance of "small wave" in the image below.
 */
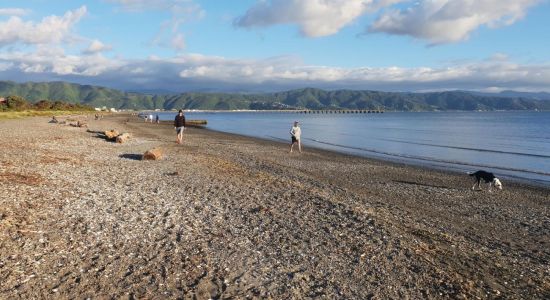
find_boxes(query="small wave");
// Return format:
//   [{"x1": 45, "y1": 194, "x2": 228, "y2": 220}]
[
  {"x1": 377, "y1": 138, "x2": 550, "y2": 159},
  {"x1": 304, "y1": 138, "x2": 550, "y2": 177},
  {"x1": 266, "y1": 135, "x2": 289, "y2": 143}
]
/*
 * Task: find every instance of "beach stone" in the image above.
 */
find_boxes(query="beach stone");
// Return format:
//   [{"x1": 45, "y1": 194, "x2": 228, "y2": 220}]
[
  {"x1": 115, "y1": 133, "x2": 131, "y2": 144},
  {"x1": 142, "y1": 148, "x2": 163, "y2": 160},
  {"x1": 104, "y1": 130, "x2": 119, "y2": 140},
  {"x1": 197, "y1": 279, "x2": 220, "y2": 299},
  {"x1": 77, "y1": 121, "x2": 88, "y2": 128}
]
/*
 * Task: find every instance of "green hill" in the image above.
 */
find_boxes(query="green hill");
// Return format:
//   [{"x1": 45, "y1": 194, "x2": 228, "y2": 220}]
[{"x1": 1, "y1": 81, "x2": 549, "y2": 111}]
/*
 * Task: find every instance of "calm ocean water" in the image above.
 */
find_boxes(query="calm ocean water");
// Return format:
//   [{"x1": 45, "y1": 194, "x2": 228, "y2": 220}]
[{"x1": 149, "y1": 111, "x2": 550, "y2": 185}]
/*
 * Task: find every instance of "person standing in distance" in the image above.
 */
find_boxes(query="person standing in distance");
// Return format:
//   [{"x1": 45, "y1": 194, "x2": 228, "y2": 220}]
[
  {"x1": 289, "y1": 121, "x2": 302, "y2": 153},
  {"x1": 174, "y1": 110, "x2": 186, "y2": 144}
]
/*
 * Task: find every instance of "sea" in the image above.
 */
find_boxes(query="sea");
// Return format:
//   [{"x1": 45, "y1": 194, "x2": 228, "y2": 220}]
[{"x1": 146, "y1": 111, "x2": 550, "y2": 186}]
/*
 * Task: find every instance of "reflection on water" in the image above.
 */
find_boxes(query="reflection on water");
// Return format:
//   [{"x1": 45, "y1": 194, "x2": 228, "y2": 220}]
[{"x1": 151, "y1": 111, "x2": 550, "y2": 185}]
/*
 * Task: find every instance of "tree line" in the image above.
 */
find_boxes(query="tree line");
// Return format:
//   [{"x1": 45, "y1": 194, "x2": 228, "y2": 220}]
[{"x1": 0, "y1": 95, "x2": 94, "y2": 112}]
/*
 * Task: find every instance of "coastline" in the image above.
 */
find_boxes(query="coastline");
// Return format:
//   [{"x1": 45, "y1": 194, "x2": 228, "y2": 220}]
[
  {"x1": 153, "y1": 110, "x2": 550, "y2": 187},
  {"x1": 202, "y1": 125, "x2": 550, "y2": 188},
  {"x1": 1, "y1": 114, "x2": 549, "y2": 298}
]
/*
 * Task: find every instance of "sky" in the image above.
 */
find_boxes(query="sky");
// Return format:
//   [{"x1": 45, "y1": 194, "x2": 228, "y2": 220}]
[{"x1": 1, "y1": 0, "x2": 550, "y2": 93}]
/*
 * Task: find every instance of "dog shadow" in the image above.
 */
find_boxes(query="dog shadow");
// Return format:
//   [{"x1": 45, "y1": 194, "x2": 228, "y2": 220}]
[{"x1": 119, "y1": 154, "x2": 142, "y2": 160}]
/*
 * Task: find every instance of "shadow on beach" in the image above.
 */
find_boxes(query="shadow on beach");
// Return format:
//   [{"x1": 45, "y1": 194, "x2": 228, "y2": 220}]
[{"x1": 119, "y1": 153, "x2": 142, "y2": 160}]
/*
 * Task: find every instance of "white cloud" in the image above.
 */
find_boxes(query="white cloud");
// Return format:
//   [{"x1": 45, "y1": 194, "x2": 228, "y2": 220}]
[
  {"x1": 83, "y1": 39, "x2": 113, "y2": 54},
  {"x1": 235, "y1": 0, "x2": 381, "y2": 37},
  {"x1": 0, "y1": 8, "x2": 30, "y2": 16},
  {"x1": 236, "y1": 0, "x2": 542, "y2": 44},
  {"x1": 369, "y1": 0, "x2": 541, "y2": 44},
  {"x1": 0, "y1": 6, "x2": 87, "y2": 47}
]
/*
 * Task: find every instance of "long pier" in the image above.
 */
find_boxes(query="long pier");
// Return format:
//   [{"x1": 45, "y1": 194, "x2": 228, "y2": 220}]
[
  {"x1": 143, "y1": 109, "x2": 385, "y2": 114},
  {"x1": 178, "y1": 109, "x2": 385, "y2": 114},
  {"x1": 297, "y1": 109, "x2": 384, "y2": 114}
]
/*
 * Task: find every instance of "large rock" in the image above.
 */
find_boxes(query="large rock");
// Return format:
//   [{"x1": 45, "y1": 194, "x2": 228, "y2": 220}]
[
  {"x1": 104, "y1": 130, "x2": 119, "y2": 140},
  {"x1": 115, "y1": 133, "x2": 131, "y2": 144},
  {"x1": 143, "y1": 148, "x2": 163, "y2": 160}
]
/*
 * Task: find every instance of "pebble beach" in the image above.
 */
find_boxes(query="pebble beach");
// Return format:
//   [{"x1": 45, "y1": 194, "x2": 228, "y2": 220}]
[{"x1": 1, "y1": 114, "x2": 549, "y2": 299}]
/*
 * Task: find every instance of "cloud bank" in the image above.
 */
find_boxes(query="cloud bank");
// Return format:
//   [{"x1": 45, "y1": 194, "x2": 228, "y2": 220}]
[{"x1": 2, "y1": 48, "x2": 549, "y2": 92}]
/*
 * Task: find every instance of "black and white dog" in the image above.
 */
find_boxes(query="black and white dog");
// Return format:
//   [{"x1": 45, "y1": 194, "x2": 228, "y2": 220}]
[{"x1": 469, "y1": 170, "x2": 503, "y2": 191}]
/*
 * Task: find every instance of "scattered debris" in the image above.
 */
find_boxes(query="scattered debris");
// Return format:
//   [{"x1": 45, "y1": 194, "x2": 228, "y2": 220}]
[
  {"x1": 104, "y1": 130, "x2": 120, "y2": 140},
  {"x1": 115, "y1": 133, "x2": 131, "y2": 144},
  {"x1": 143, "y1": 148, "x2": 163, "y2": 160}
]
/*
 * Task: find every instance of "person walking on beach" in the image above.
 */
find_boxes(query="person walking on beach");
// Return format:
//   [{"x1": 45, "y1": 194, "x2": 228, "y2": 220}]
[
  {"x1": 155, "y1": 114, "x2": 160, "y2": 124},
  {"x1": 289, "y1": 121, "x2": 302, "y2": 153},
  {"x1": 174, "y1": 110, "x2": 186, "y2": 144}
]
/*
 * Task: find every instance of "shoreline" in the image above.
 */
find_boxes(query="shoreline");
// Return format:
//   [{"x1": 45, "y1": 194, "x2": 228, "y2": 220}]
[
  {"x1": 149, "y1": 110, "x2": 550, "y2": 187},
  {"x1": 1, "y1": 114, "x2": 549, "y2": 298},
  {"x1": 201, "y1": 126, "x2": 550, "y2": 188},
  {"x1": 145, "y1": 115, "x2": 550, "y2": 189}
]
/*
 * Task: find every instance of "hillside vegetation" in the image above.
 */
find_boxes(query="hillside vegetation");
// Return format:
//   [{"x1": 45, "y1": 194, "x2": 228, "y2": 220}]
[
  {"x1": 0, "y1": 94, "x2": 93, "y2": 112},
  {"x1": 1, "y1": 81, "x2": 549, "y2": 111}
]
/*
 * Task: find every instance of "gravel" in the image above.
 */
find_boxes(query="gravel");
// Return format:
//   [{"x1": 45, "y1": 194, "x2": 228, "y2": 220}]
[{"x1": 1, "y1": 114, "x2": 549, "y2": 299}]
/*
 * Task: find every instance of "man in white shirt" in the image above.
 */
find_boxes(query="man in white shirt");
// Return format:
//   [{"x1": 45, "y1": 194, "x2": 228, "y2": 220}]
[{"x1": 289, "y1": 121, "x2": 302, "y2": 153}]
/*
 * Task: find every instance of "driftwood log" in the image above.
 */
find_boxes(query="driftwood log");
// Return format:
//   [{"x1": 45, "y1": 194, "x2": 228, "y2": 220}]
[
  {"x1": 115, "y1": 133, "x2": 131, "y2": 144},
  {"x1": 143, "y1": 148, "x2": 163, "y2": 160},
  {"x1": 104, "y1": 130, "x2": 119, "y2": 140},
  {"x1": 69, "y1": 122, "x2": 87, "y2": 127}
]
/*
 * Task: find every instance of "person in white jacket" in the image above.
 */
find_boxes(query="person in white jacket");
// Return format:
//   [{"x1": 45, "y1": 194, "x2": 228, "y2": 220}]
[{"x1": 289, "y1": 121, "x2": 302, "y2": 153}]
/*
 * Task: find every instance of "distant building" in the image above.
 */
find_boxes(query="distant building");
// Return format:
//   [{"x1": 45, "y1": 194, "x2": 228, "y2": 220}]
[{"x1": 0, "y1": 97, "x2": 6, "y2": 104}]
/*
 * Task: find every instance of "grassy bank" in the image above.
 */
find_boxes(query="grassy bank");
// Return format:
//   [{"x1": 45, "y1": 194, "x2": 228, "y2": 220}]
[{"x1": 0, "y1": 110, "x2": 100, "y2": 120}]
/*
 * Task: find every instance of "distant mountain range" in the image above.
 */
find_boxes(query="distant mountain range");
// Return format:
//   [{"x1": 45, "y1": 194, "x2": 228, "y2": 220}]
[{"x1": 1, "y1": 81, "x2": 549, "y2": 111}]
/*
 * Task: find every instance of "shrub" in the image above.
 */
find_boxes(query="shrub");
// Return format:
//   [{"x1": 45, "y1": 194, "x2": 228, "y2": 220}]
[
  {"x1": 6, "y1": 95, "x2": 29, "y2": 111},
  {"x1": 34, "y1": 100, "x2": 53, "y2": 110}
]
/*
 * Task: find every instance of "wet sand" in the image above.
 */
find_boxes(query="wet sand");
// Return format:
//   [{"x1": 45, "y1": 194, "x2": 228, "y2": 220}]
[{"x1": 1, "y1": 114, "x2": 549, "y2": 299}]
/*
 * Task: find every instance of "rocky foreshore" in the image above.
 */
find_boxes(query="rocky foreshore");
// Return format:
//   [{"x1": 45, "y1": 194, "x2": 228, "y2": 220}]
[{"x1": 1, "y1": 114, "x2": 549, "y2": 299}]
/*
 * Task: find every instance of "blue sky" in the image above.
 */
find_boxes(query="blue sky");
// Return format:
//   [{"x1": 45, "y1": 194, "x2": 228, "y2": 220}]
[{"x1": 1, "y1": 0, "x2": 549, "y2": 92}]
